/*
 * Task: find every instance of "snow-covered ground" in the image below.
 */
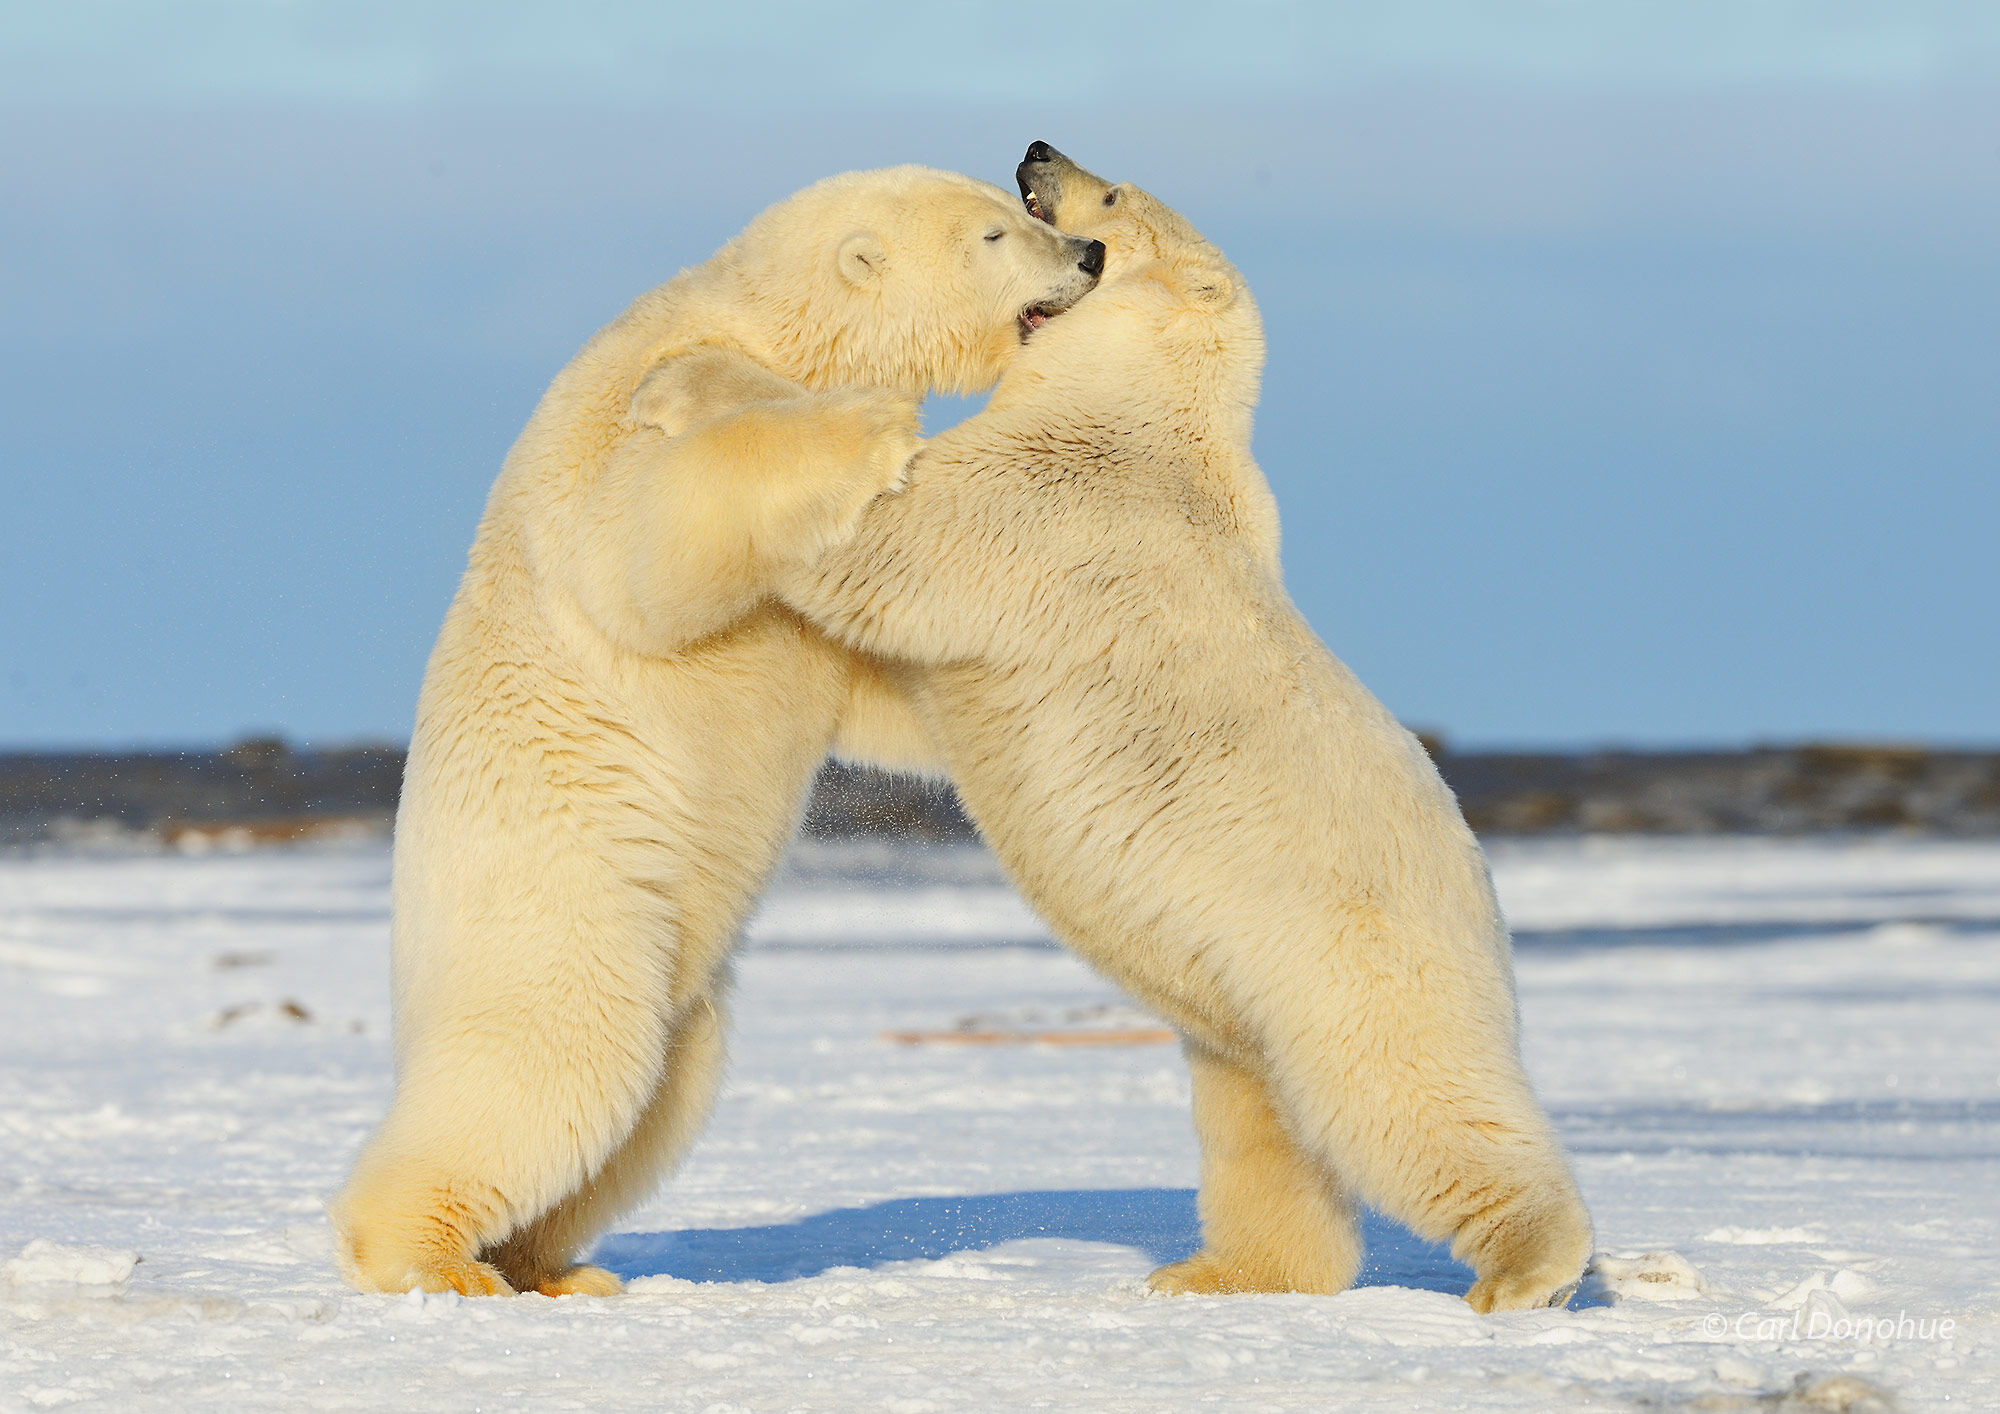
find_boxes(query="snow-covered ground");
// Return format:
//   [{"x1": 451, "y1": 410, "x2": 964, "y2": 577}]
[{"x1": 2, "y1": 834, "x2": 1995, "y2": 1411}]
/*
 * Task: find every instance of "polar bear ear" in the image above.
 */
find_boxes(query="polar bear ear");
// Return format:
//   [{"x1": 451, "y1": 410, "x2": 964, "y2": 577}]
[{"x1": 838, "y1": 232, "x2": 888, "y2": 287}]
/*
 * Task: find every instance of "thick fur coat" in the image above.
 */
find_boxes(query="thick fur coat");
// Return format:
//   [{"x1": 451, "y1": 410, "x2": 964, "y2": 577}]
[
  {"x1": 331, "y1": 166, "x2": 1104, "y2": 1297},
  {"x1": 779, "y1": 148, "x2": 1595, "y2": 1312}
]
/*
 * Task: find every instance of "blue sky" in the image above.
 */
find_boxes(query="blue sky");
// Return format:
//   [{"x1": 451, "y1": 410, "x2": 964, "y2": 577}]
[{"x1": 2, "y1": 3, "x2": 1996, "y2": 749}]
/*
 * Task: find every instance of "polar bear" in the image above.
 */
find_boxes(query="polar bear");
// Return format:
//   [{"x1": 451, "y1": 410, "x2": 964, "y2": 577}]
[
  {"x1": 330, "y1": 166, "x2": 1106, "y2": 1298},
  {"x1": 779, "y1": 145, "x2": 1594, "y2": 1313}
]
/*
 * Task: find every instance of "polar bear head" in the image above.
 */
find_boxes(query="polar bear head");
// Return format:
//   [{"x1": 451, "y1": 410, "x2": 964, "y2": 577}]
[
  {"x1": 1001, "y1": 143, "x2": 1264, "y2": 426},
  {"x1": 724, "y1": 165, "x2": 1107, "y2": 398},
  {"x1": 1014, "y1": 142, "x2": 1242, "y2": 311}
]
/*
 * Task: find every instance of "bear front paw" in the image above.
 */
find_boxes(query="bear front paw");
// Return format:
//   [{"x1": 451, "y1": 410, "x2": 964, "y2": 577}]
[
  {"x1": 851, "y1": 393, "x2": 923, "y2": 497},
  {"x1": 870, "y1": 425, "x2": 923, "y2": 497}
]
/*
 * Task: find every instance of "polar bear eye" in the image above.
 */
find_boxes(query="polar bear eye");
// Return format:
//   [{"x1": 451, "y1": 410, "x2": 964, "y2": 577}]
[
  {"x1": 984, "y1": 229, "x2": 1005, "y2": 242},
  {"x1": 1103, "y1": 190, "x2": 1118, "y2": 207}
]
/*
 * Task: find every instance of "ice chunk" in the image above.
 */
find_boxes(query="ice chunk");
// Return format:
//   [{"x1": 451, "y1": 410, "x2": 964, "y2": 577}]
[{"x1": 3, "y1": 1239, "x2": 139, "y2": 1289}]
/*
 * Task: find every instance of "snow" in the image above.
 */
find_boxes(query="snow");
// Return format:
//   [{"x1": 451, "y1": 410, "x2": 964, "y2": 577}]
[{"x1": 1, "y1": 833, "x2": 1994, "y2": 1410}]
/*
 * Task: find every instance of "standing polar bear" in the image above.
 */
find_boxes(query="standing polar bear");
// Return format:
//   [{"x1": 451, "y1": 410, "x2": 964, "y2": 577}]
[
  {"x1": 780, "y1": 145, "x2": 1594, "y2": 1312},
  {"x1": 331, "y1": 166, "x2": 1105, "y2": 1298}
]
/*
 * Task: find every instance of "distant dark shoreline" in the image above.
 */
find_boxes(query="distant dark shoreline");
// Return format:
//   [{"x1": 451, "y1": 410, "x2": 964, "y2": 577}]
[{"x1": 4, "y1": 737, "x2": 1996, "y2": 848}]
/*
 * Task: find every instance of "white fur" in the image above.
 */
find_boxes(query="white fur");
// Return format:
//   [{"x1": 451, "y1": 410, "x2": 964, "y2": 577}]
[
  {"x1": 329, "y1": 166, "x2": 1100, "y2": 1297},
  {"x1": 782, "y1": 153, "x2": 1594, "y2": 1312}
]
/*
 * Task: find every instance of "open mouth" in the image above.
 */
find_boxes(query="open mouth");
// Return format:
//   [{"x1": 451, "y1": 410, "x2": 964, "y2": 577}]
[
  {"x1": 1017, "y1": 170, "x2": 1055, "y2": 225},
  {"x1": 1017, "y1": 302, "x2": 1058, "y2": 339}
]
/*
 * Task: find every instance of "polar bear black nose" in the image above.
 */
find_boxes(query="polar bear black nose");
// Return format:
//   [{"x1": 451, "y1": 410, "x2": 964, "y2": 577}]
[
  {"x1": 1079, "y1": 240, "x2": 1106, "y2": 277},
  {"x1": 1024, "y1": 140, "x2": 1056, "y2": 164}
]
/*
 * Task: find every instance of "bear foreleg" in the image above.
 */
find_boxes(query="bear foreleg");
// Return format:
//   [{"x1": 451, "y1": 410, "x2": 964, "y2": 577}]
[{"x1": 557, "y1": 350, "x2": 921, "y2": 658}]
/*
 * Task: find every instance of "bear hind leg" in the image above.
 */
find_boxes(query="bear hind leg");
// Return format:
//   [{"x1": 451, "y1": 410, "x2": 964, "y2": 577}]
[
  {"x1": 331, "y1": 961, "x2": 676, "y2": 1297},
  {"x1": 483, "y1": 987, "x2": 730, "y2": 1297},
  {"x1": 1253, "y1": 979, "x2": 1593, "y2": 1313},
  {"x1": 1452, "y1": 1173, "x2": 1595, "y2": 1313},
  {"x1": 331, "y1": 1156, "x2": 517, "y2": 1297},
  {"x1": 1149, "y1": 1042, "x2": 1362, "y2": 1297}
]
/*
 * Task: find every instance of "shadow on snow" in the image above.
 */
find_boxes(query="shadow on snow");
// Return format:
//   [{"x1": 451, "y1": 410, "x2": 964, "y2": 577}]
[{"x1": 597, "y1": 1187, "x2": 1476, "y2": 1296}]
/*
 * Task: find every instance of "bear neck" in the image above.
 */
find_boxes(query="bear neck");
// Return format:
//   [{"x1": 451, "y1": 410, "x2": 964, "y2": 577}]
[
  {"x1": 992, "y1": 282, "x2": 1263, "y2": 456},
  {"x1": 978, "y1": 277, "x2": 1280, "y2": 570}
]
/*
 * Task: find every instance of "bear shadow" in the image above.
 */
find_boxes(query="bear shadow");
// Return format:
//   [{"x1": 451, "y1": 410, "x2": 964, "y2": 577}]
[{"x1": 598, "y1": 1187, "x2": 1488, "y2": 1298}]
